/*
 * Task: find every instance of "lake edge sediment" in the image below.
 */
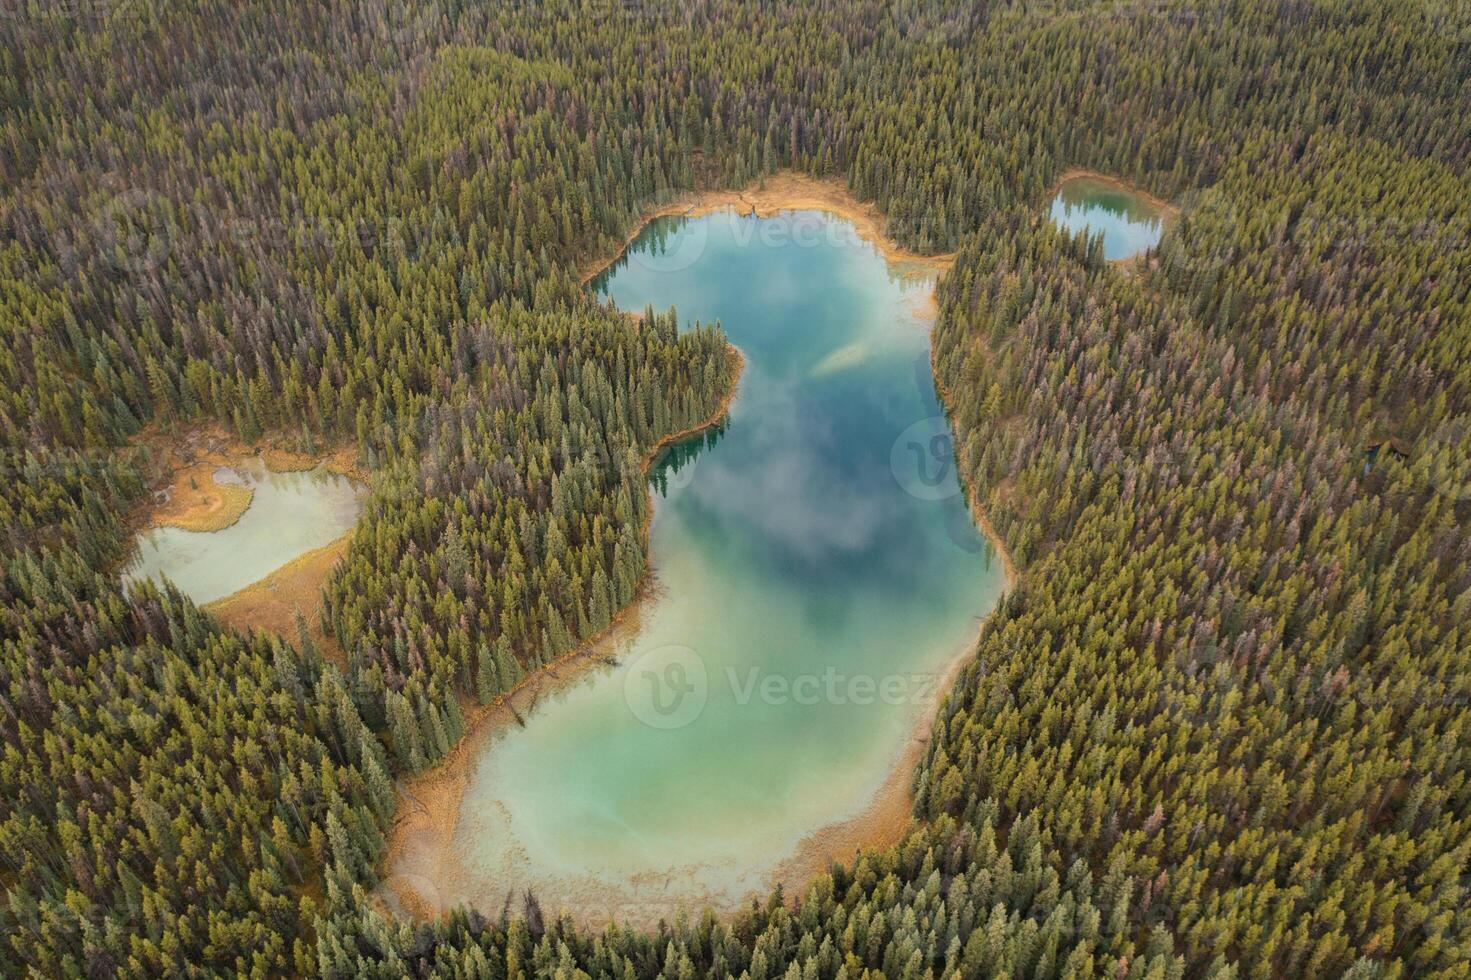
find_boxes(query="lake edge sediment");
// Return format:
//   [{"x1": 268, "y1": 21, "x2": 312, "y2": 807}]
[
  {"x1": 382, "y1": 188, "x2": 1019, "y2": 928},
  {"x1": 381, "y1": 343, "x2": 745, "y2": 922}
]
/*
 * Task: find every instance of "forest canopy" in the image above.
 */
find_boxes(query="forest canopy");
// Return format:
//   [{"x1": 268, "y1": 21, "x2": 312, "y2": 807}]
[{"x1": 1, "y1": 0, "x2": 1469, "y2": 977}]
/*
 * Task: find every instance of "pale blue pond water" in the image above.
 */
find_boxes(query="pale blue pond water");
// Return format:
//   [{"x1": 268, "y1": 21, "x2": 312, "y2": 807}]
[
  {"x1": 1051, "y1": 175, "x2": 1168, "y2": 260},
  {"x1": 126, "y1": 460, "x2": 363, "y2": 604}
]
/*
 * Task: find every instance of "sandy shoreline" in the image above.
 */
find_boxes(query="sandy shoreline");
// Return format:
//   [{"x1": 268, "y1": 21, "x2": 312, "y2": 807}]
[
  {"x1": 382, "y1": 182, "x2": 1021, "y2": 928},
  {"x1": 578, "y1": 171, "x2": 955, "y2": 286},
  {"x1": 132, "y1": 424, "x2": 362, "y2": 531},
  {"x1": 381, "y1": 344, "x2": 745, "y2": 921},
  {"x1": 206, "y1": 534, "x2": 356, "y2": 664},
  {"x1": 1046, "y1": 166, "x2": 1181, "y2": 220},
  {"x1": 125, "y1": 423, "x2": 366, "y2": 652}
]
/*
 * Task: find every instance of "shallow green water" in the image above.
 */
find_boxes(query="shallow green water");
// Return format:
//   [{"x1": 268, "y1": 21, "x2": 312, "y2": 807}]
[
  {"x1": 126, "y1": 460, "x2": 363, "y2": 604},
  {"x1": 1050, "y1": 175, "x2": 1167, "y2": 260},
  {"x1": 444, "y1": 210, "x2": 1007, "y2": 920}
]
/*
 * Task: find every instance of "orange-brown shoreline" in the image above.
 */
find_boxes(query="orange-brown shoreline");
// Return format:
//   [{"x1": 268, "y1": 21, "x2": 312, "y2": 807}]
[
  {"x1": 384, "y1": 177, "x2": 1020, "y2": 928},
  {"x1": 126, "y1": 424, "x2": 366, "y2": 651},
  {"x1": 131, "y1": 424, "x2": 363, "y2": 532},
  {"x1": 206, "y1": 535, "x2": 356, "y2": 664},
  {"x1": 381, "y1": 344, "x2": 745, "y2": 921},
  {"x1": 578, "y1": 171, "x2": 955, "y2": 286},
  {"x1": 1046, "y1": 166, "x2": 1181, "y2": 219}
]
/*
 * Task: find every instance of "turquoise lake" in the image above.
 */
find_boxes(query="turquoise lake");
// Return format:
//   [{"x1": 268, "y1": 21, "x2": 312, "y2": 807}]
[
  {"x1": 1050, "y1": 175, "x2": 1168, "y2": 260},
  {"x1": 414, "y1": 210, "x2": 1007, "y2": 924},
  {"x1": 126, "y1": 460, "x2": 363, "y2": 605}
]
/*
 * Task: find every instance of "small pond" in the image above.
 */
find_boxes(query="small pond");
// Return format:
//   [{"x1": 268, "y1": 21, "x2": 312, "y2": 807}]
[
  {"x1": 1050, "y1": 175, "x2": 1169, "y2": 260},
  {"x1": 126, "y1": 459, "x2": 363, "y2": 604}
]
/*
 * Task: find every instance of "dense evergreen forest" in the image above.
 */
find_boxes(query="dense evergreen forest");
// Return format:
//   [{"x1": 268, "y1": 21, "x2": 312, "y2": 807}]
[{"x1": 1, "y1": 0, "x2": 1468, "y2": 976}]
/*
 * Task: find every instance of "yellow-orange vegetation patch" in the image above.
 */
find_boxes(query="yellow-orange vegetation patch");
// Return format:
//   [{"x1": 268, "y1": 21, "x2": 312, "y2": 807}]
[
  {"x1": 128, "y1": 423, "x2": 366, "y2": 652},
  {"x1": 149, "y1": 461, "x2": 255, "y2": 532},
  {"x1": 206, "y1": 535, "x2": 354, "y2": 666},
  {"x1": 132, "y1": 424, "x2": 364, "y2": 529}
]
